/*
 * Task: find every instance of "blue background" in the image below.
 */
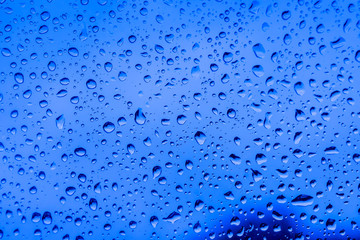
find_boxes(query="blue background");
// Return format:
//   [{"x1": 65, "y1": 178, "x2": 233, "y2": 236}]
[{"x1": 0, "y1": 0, "x2": 360, "y2": 239}]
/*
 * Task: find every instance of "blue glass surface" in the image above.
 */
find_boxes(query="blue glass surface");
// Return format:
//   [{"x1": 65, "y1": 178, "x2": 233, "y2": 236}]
[{"x1": 0, "y1": 0, "x2": 360, "y2": 239}]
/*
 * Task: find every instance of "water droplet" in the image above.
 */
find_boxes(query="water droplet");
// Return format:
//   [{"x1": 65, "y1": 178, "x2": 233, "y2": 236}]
[
  {"x1": 210, "y1": 63, "x2": 218, "y2": 72},
  {"x1": 150, "y1": 216, "x2": 159, "y2": 228},
  {"x1": 68, "y1": 47, "x2": 79, "y2": 57},
  {"x1": 155, "y1": 44, "x2": 164, "y2": 54},
  {"x1": 74, "y1": 147, "x2": 86, "y2": 157},
  {"x1": 42, "y1": 212, "x2": 52, "y2": 225},
  {"x1": 185, "y1": 160, "x2": 193, "y2": 170},
  {"x1": 251, "y1": 169, "x2": 263, "y2": 182},
  {"x1": 104, "y1": 62, "x2": 113, "y2": 72},
  {"x1": 227, "y1": 108, "x2": 236, "y2": 118},
  {"x1": 330, "y1": 90, "x2": 341, "y2": 101},
  {"x1": 1, "y1": 48, "x2": 11, "y2": 57},
  {"x1": 117, "y1": 117, "x2": 127, "y2": 126},
  {"x1": 353, "y1": 154, "x2": 360, "y2": 163},
  {"x1": 103, "y1": 122, "x2": 115, "y2": 133},
  {"x1": 191, "y1": 66, "x2": 200, "y2": 77},
  {"x1": 65, "y1": 186, "x2": 76, "y2": 196},
  {"x1": 86, "y1": 79, "x2": 97, "y2": 89},
  {"x1": 193, "y1": 222, "x2": 201, "y2": 233},
  {"x1": 294, "y1": 81, "x2": 305, "y2": 96},
  {"x1": 48, "y1": 61, "x2": 56, "y2": 71},
  {"x1": 229, "y1": 154, "x2": 241, "y2": 165},
  {"x1": 152, "y1": 166, "x2": 162, "y2": 179},
  {"x1": 39, "y1": 25, "x2": 49, "y2": 34},
  {"x1": 282, "y1": 10, "x2": 291, "y2": 20},
  {"x1": 255, "y1": 153, "x2": 267, "y2": 165},
  {"x1": 56, "y1": 115, "x2": 65, "y2": 129},
  {"x1": 330, "y1": 37, "x2": 345, "y2": 49},
  {"x1": 355, "y1": 50, "x2": 360, "y2": 62},
  {"x1": 155, "y1": 15, "x2": 164, "y2": 24},
  {"x1": 252, "y1": 43, "x2": 265, "y2": 59},
  {"x1": 177, "y1": 115, "x2": 187, "y2": 125},
  {"x1": 252, "y1": 65, "x2": 264, "y2": 77},
  {"x1": 14, "y1": 73, "x2": 24, "y2": 84},
  {"x1": 295, "y1": 109, "x2": 306, "y2": 121},
  {"x1": 194, "y1": 200, "x2": 204, "y2": 211},
  {"x1": 163, "y1": 212, "x2": 181, "y2": 223},
  {"x1": 326, "y1": 219, "x2": 336, "y2": 230},
  {"x1": 129, "y1": 220, "x2": 137, "y2": 229},
  {"x1": 118, "y1": 71, "x2": 127, "y2": 81},
  {"x1": 291, "y1": 194, "x2": 314, "y2": 206},
  {"x1": 134, "y1": 108, "x2": 146, "y2": 125},
  {"x1": 194, "y1": 131, "x2": 206, "y2": 145},
  {"x1": 223, "y1": 52, "x2": 233, "y2": 63},
  {"x1": 89, "y1": 198, "x2": 98, "y2": 211}
]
